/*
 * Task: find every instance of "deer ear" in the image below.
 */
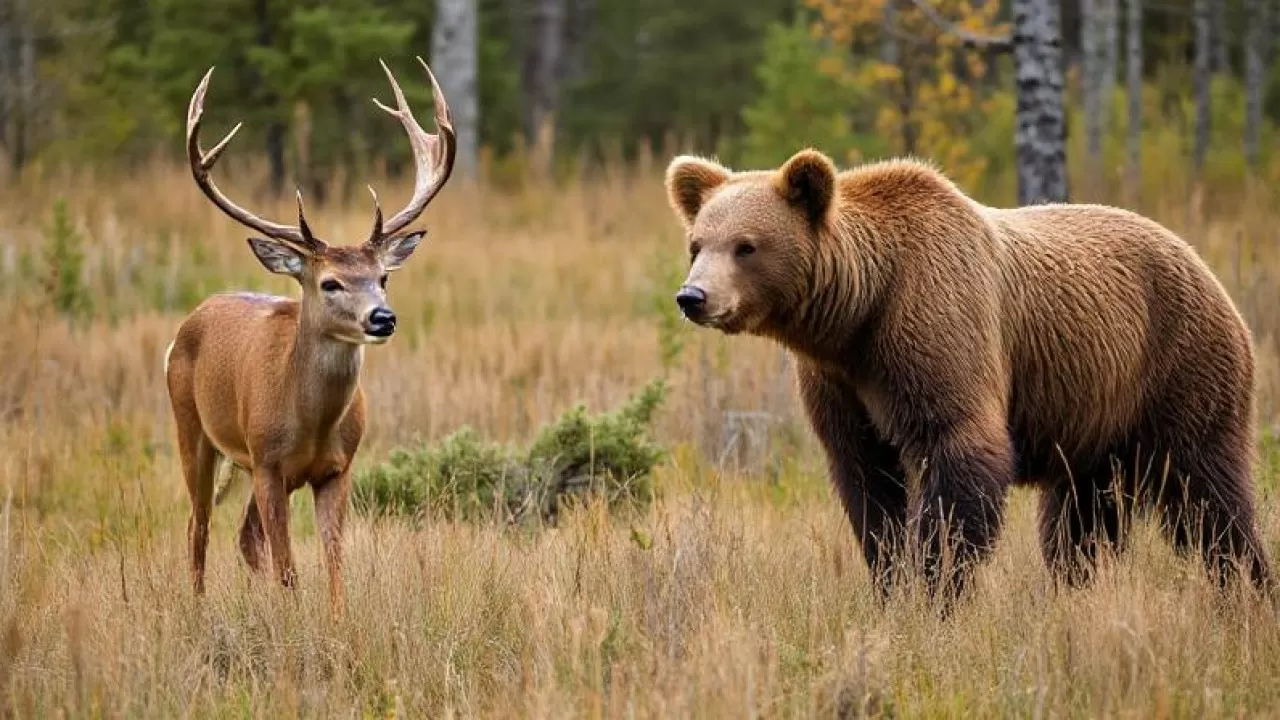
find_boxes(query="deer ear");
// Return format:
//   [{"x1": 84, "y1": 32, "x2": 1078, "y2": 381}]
[
  {"x1": 379, "y1": 230, "x2": 425, "y2": 272},
  {"x1": 247, "y1": 237, "x2": 306, "y2": 277},
  {"x1": 777, "y1": 149, "x2": 837, "y2": 226},
  {"x1": 665, "y1": 155, "x2": 731, "y2": 227}
]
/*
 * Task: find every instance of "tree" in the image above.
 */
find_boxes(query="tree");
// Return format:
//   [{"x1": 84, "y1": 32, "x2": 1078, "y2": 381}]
[
  {"x1": 1211, "y1": 0, "x2": 1228, "y2": 74},
  {"x1": 520, "y1": 0, "x2": 565, "y2": 171},
  {"x1": 254, "y1": 0, "x2": 285, "y2": 196},
  {"x1": 805, "y1": 0, "x2": 1008, "y2": 190},
  {"x1": 1125, "y1": 0, "x2": 1143, "y2": 205},
  {"x1": 893, "y1": 0, "x2": 1068, "y2": 204},
  {"x1": 7, "y1": 0, "x2": 34, "y2": 172},
  {"x1": 1011, "y1": 0, "x2": 1068, "y2": 204},
  {"x1": 1081, "y1": 0, "x2": 1118, "y2": 193},
  {"x1": 1193, "y1": 0, "x2": 1212, "y2": 179},
  {"x1": 1244, "y1": 0, "x2": 1271, "y2": 170},
  {"x1": 0, "y1": 0, "x2": 10, "y2": 154},
  {"x1": 432, "y1": 0, "x2": 479, "y2": 179},
  {"x1": 738, "y1": 18, "x2": 890, "y2": 169}
]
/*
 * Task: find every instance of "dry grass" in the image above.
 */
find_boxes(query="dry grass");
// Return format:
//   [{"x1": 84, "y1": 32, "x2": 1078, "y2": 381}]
[{"x1": 1, "y1": 155, "x2": 1279, "y2": 717}]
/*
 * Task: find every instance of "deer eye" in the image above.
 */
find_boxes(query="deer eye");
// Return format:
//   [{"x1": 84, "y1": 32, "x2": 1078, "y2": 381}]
[
  {"x1": 320, "y1": 279, "x2": 344, "y2": 293},
  {"x1": 379, "y1": 274, "x2": 388, "y2": 289},
  {"x1": 734, "y1": 242, "x2": 756, "y2": 258},
  {"x1": 689, "y1": 242, "x2": 701, "y2": 264}
]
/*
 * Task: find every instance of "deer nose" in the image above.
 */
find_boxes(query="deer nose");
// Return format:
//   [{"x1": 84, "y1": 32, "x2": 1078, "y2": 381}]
[
  {"x1": 366, "y1": 307, "x2": 397, "y2": 337},
  {"x1": 675, "y1": 285, "x2": 706, "y2": 318}
]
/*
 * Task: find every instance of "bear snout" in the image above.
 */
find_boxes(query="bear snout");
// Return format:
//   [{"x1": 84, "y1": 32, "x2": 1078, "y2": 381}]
[{"x1": 675, "y1": 285, "x2": 708, "y2": 319}]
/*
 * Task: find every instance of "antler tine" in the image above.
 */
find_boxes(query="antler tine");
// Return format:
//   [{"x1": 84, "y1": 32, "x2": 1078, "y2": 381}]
[
  {"x1": 186, "y1": 67, "x2": 323, "y2": 254},
  {"x1": 365, "y1": 57, "x2": 458, "y2": 246},
  {"x1": 366, "y1": 185, "x2": 384, "y2": 243},
  {"x1": 416, "y1": 55, "x2": 454, "y2": 136},
  {"x1": 295, "y1": 188, "x2": 317, "y2": 243}
]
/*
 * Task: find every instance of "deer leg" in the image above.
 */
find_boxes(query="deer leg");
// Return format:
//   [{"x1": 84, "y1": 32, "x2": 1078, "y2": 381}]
[
  {"x1": 251, "y1": 467, "x2": 297, "y2": 589},
  {"x1": 175, "y1": 422, "x2": 219, "y2": 596},
  {"x1": 313, "y1": 471, "x2": 351, "y2": 619}
]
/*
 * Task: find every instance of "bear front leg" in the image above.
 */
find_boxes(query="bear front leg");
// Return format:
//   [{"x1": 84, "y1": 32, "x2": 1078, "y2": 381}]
[
  {"x1": 797, "y1": 361, "x2": 909, "y2": 600},
  {"x1": 907, "y1": 425, "x2": 1013, "y2": 607}
]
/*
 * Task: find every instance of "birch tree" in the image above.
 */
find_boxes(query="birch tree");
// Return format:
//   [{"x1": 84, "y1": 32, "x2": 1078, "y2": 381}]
[
  {"x1": 1211, "y1": 0, "x2": 1228, "y2": 74},
  {"x1": 1244, "y1": 0, "x2": 1271, "y2": 170},
  {"x1": 432, "y1": 0, "x2": 479, "y2": 179},
  {"x1": 1081, "y1": 0, "x2": 1119, "y2": 192},
  {"x1": 1010, "y1": 0, "x2": 1068, "y2": 204},
  {"x1": 1124, "y1": 0, "x2": 1142, "y2": 204},
  {"x1": 1192, "y1": 0, "x2": 1211, "y2": 178},
  {"x1": 521, "y1": 0, "x2": 565, "y2": 170}
]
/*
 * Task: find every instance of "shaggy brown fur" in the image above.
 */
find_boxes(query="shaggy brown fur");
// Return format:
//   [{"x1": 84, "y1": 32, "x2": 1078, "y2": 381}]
[{"x1": 665, "y1": 148, "x2": 1272, "y2": 603}]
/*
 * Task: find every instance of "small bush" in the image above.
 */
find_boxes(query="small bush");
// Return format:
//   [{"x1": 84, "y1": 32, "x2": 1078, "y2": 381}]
[
  {"x1": 42, "y1": 198, "x2": 94, "y2": 323},
  {"x1": 353, "y1": 378, "x2": 669, "y2": 526}
]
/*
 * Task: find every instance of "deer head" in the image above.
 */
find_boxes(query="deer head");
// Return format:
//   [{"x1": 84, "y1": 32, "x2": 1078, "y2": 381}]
[{"x1": 185, "y1": 57, "x2": 457, "y2": 345}]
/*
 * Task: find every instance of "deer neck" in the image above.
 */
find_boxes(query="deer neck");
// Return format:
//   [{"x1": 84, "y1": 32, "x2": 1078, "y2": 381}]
[{"x1": 288, "y1": 314, "x2": 365, "y2": 436}]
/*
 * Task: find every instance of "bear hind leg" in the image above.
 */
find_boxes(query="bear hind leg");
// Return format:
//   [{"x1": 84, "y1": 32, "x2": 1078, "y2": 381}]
[
  {"x1": 1038, "y1": 458, "x2": 1134, "y2": 589},
  {"x1": 1154, "y1": 445, "x2": 1271, "y2": 593}
]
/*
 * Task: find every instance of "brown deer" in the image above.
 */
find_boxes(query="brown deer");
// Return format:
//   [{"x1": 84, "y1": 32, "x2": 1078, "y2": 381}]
[{"x1": 164, "y1": 57, "x2": 456, "y2": 616}]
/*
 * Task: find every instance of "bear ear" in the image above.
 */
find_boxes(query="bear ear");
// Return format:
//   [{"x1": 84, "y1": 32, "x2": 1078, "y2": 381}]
[
  {"x1": 665, "y1": 155, "x2": 731, "y2": 227},
  {"x1": 777, "y1": 148, "x2": 837, "y2": 226}
]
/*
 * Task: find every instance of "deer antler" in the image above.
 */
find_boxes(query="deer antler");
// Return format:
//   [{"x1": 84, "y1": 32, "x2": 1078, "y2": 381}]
[
  {"x1": 186, "y1": 67, "x2": 326, "y2": 255},
  {"x1": 366, "y1": 57, "x2": 457, "y2": 247}
]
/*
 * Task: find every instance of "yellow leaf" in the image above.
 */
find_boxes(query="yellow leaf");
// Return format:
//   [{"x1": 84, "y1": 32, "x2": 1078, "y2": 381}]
[
  {"x1": 937, "y1": 72, "x2": 956, "y2": 96},
  {"x1": 872, "y1": 63, "x2": 903, "y2": 83}
]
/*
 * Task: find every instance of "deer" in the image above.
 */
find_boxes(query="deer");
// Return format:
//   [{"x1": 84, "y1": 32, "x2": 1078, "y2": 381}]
[{"x1": 163, "y1": 56, "x2": 456, "y2": 617}]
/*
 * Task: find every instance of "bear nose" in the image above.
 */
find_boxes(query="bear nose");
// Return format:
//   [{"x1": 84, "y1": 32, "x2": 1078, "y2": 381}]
[
  {"x1": 675, "y1": 285, "x2": 707, "y2": 317},
  {"x1": 366, "y1": 306, "x2": 397, "y2": 337}
]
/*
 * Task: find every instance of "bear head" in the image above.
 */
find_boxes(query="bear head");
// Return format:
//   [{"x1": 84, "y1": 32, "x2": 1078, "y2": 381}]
[{"x1": 664, "y1": 148, "x2": 838, "y2": 337}]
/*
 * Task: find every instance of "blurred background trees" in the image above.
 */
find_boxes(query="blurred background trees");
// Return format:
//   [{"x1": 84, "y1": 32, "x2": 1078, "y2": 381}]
[{"x1": 0, "y1": 0, "x2": 1276, "y2": 211}]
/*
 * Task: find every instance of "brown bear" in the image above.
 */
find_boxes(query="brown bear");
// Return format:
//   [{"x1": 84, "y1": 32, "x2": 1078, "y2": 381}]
[{"x1": 664, "y1": 148, "x2": 1272, "y2": 603}]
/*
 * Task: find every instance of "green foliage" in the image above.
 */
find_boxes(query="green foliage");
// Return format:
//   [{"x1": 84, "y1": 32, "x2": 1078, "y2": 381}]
[
  {"x1": 735, "y1": 19, "x2": 890, "y2": 169},
  {"x1": 41, "y1": 199, "x2": 94, "y2": 323},
  {"x1": 353, "y1": 378, "x2": 669, "y2": 526},
  {"x1": 558, "y1": 0, "x2": 793, "y2": 159}
]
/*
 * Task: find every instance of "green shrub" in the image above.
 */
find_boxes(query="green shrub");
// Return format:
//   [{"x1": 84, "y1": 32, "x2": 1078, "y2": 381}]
[
  {"x1": 353, "y1": 378, "x2": 669, "y2": 526},
  {"x1": 732, "y1": 18, "x2": 891, "y2": 170},
  {"x1": 42, "y1": 198, "x2": 94, "y2": 323}
]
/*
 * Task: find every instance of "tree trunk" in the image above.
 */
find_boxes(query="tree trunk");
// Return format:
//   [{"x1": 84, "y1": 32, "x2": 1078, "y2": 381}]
[
  {"x1": 254, "y1": 0, "x2": 285, "y2": 197},
  {"x1": 1125, "y1": 0, "x2": 1142, "y2": 204},
  {"x1": 1101, "y1": 0, "x2": 1118, "y2": 99},
  {"x1": 1081, "y1": 0, "x2": 1103, "y2": 187},
  {"x1": 432, "y1": 0, "x2": 479, "y2": 180},
  {"x1": 1244, "y1": 0, "x2": 1271, "y2": 169},
  {"x1": 1081, "y1": 0, "x2": 1119, "y2": 194},
  {"x1": 1192, "y1": 0, "x2": 1212, "y2": 177},
  {"x1": 521, "y1": 0, "x2": 565, "y2": 172},
  {"x1": 1211, "y1": 0, "x2": 1229, "y2": 73},
  {"x1": 881, "y1": 0, "x2": 899, "y2": 66},
  {"x1": 558, "y1": 0, "x2": 594, "y2": 90},
  {"x1": 0, "y1": 0, "x2": 10, "y2": 152},
  {"x1": 11, "y1": 0, "x2": 30, "y2": 172},
  {"x1": 1012, "y1": 0, "x2": 1069, "y2": 205},
  {"x1": 883, "y1": 0, "x2": 918, "y2": 155}
]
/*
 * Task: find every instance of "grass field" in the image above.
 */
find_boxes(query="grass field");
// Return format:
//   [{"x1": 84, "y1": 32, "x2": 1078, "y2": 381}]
[{"x1": 2, "y1": 155, "x2": 1280, "y2": 718}]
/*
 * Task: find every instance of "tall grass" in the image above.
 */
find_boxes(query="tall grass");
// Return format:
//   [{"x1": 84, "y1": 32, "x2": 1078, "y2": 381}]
[{"x1": 0, "y1": 142, "x2": 1278, "y2": 717}]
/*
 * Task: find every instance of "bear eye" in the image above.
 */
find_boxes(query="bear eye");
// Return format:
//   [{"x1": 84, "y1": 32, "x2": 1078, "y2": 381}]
[
  {"x1": 320, "y1": 279, "x2": 344, "y2": 293},
  {"x1": 734, "y1": 242, "x2": 756, "y2": 258}
]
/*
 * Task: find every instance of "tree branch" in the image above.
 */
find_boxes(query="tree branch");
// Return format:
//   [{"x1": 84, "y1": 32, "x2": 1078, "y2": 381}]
[{"x1": 905, "y1": 0, "x2": 1013, "y2": 52}]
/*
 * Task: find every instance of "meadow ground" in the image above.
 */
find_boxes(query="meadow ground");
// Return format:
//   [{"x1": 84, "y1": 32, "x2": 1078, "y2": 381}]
[{"x1": 2, "y1": 155, "x2": 1280, "y2": 718}]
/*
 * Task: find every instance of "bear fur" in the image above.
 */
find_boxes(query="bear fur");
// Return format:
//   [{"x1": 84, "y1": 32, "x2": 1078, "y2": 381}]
[{"x1": 664, "y1": 148, "x2": 1272, "y2": 602}]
